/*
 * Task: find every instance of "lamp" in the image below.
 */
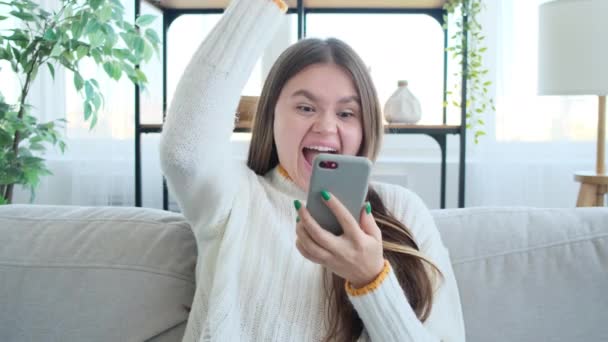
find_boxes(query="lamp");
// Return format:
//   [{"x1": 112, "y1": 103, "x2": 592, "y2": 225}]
[{"x1": 538, "y1": 0, "x2": 608, "y2": 206}]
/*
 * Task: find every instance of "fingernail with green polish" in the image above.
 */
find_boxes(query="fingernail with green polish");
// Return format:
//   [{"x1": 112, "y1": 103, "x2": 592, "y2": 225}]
[
  {"x1": 365, "y1": 202, "x2": 372, "y2": 214},
  {"x1": 294, "y1": 199, "x2": 301, "y2": 210},
  {"x1": 321, "y1": 190, "x2": 331, "y2": 201},
  {"x1": 296, "y1": 216, "x2": 300, "y2": 223}
]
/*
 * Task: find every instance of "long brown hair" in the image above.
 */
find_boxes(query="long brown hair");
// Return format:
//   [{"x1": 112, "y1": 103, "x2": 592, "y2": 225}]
[{"x1": 247, "y1": 38, "x2": 441, "y2": 341}]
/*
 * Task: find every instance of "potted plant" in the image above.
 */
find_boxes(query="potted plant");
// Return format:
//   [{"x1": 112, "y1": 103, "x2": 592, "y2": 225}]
[
  {"x1": 0, "y1": 0, "x2": 160, "y2": 204},
  {"x1": 443, "y1": 0, "x2": 495, "y2": 143}
]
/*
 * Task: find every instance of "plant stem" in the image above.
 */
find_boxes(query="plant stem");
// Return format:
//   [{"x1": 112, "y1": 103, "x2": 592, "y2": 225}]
[{"x1": 6, "y1": 38, "x2": 44, "y2": 204}]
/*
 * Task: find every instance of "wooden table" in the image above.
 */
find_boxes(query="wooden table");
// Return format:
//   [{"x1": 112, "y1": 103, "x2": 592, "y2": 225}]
[{"x1": 575, "y1": 172, "x2": 608, "y2": 207}]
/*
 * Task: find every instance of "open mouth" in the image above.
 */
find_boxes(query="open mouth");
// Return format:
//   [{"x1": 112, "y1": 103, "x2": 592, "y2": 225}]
[{"x1": 302, "y1": 146, "x2": 338, "y2": 170}]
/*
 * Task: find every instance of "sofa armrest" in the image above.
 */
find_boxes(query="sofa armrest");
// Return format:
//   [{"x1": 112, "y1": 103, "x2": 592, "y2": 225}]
[{"x1": 0, "y1": 205, "x2": 196, "y2": 342}]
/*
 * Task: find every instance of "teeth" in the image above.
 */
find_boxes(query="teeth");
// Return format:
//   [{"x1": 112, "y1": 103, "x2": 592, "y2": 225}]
[{"x1": 305, "y1": 146, "x2": 337, "y2": 152}]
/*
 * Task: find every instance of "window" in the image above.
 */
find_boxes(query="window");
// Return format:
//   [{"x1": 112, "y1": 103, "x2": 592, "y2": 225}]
[
  {"x1": 167, "y1": 13, "x2": 299, "y2": 106},
  {"x1": 306, "y1": 13, "x2": 445, "y2": 125},
  {"x1": 496, "y1": 0, "x2": 596, "y2": 142}
]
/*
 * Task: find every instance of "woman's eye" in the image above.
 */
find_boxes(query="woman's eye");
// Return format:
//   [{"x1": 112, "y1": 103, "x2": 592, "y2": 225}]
[
  {"x1": 338, "y1": 111, "x2": 355, "y2": 118},
  {"x1": 296, "y1": 105, "x2": 314, "y2": 113}
]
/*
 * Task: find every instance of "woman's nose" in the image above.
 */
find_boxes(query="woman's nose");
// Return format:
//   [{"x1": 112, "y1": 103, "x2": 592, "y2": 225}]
[{"x1": 312, "y1": 111, "x2": 338, "y2": 134}]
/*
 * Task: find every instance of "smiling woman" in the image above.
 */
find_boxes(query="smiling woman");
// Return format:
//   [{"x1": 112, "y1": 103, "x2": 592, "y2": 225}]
[
  {"x1": 271, "y1": 62, "x2": 364, "y2": 190},
  {"x1": 159, "y1": 0, "x2": 465, "y2": 341}
]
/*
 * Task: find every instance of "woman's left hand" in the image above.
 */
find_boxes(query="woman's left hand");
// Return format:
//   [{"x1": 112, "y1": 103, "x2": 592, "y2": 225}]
[{"x1": 294, "y1": 191, "x2": 385, "y2": 288}]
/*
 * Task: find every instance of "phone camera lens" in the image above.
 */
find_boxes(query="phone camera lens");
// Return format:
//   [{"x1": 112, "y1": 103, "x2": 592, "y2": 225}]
[{"x1": 319, "y1": 161, "x2": 327, "y2": 168}]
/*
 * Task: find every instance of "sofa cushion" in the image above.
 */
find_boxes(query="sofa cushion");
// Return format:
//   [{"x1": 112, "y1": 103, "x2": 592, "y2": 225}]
[
  {"x1": 433, "y1": 207, "x2": 608, "y2": 342},
  {"x1": 0, "y1": 205, "x2": 196, "y2": 342}
]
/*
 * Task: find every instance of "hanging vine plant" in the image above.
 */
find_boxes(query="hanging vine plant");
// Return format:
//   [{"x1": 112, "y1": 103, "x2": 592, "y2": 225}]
[{"x1": 443, "y1": 0, "x2": 495, "y2": 143}]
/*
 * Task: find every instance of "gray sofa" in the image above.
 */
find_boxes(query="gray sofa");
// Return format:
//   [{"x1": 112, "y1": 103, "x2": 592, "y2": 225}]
[{"x1": 1, "y1": 204, "x2": 607, "y2": 342}]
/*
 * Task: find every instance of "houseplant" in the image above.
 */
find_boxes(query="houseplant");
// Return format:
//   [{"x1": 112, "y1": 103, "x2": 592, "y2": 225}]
[
  {"x1": 443, "y1": 0, "x2": 495, "y2": 143},
  {"x1": 0, "y1": 0, "x2": 160, "y2": 204}
]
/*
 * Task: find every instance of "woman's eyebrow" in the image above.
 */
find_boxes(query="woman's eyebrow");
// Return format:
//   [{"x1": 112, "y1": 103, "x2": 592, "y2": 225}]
[
  {"x1": 291, "y1": 89, "x2": 360, "y2": 105},
  {"x1": 337, "y1": 95, "x2": 360, "y2": 105},
  {"x1": 291, "y1": 89, "x2": 319, "y2": 102}
]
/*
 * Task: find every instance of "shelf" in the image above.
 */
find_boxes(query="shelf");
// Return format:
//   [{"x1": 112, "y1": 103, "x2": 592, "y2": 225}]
[
  {"x1": 143, "y1": 0, "x2": 447, "y2": 10},
  {"x1": 140, "y1": 124, "x2": 162, "y2": 133},
  {"x1": 385, "y1": 124, "x2": 461, "y2": 134},
  {"x1": 140, "y1": 122, "x2": 461, "y2": 134},
  {"x1": 135, "y1": 0, "x2": 466, "y2": 209}
]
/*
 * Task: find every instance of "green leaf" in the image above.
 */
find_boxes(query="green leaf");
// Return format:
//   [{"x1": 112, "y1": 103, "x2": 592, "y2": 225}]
[
  {"x1": 73, "y1": 72, "x2": 84, "y2": 91},
  {"x1": 97, "y1": 4, "x2": 113, "y2": 22},
  {"x1": 0, "y1": 16, "x2": 8, "y2": 21},
  {"x1": 112, "y1": 48, "x2": 131, "y2": 60},
  {"x1": 0, "y1": 47, "x2": 10, "y2": 61},
  {"x1": 50, "y1": 44, "x2": 63, "y2": 57},
  {"x1": 30, "y1": 142, "x2": 45, "y2": 151},
  {"x1": 103, "y1": 61, "x2": 114, "y2": 79},
  {"x1": 475, "y1": 130, "x2": 487, "y2": 138},
  {"x1": 109, "y1": 0, "x2": 124, "y2": 9},
  {"x1": 91, "y1": 93, "x2": 101, "y2": 110},
  {"x1": 37, "y1": 8, "x2": 50, "y2": 18},
  {"x1": 71, "y1": 15, "x2": 87, "y2": 40},
  {"x1": 43, "y1": 28, "x2": 57, "y2": 41},
  {"x1": 76, "y1": 45, "x2": 88, "y2": 59},
  {"x1": 103, "y1": 61, "x2": 122, "y2": 80},
  {"x1": 46, "y1": 62, "x2": 55, "y2": 79},
  {"x1": 29, "y1": 63, "x2": 39, "y2": 81},
  {"x1": 101, "y1": 23, "x2": 116, "y2": 41},
  {"x1": 134, "y1": 36, "x2": 145, "y2": 59},
  {"x1": 142, "y1": 42, "x2": 153, "y2": 62},
  {"x1": 58, "y1": 141, "x2": 66, "y2": 153},
  {"x1": 119, "y1": 32, "x2": 134, "y2": 48},
  {"x1": 90, "y1": 0, "x2": 103, "y2": 10},
  {"x1": 88, "y1": 31, "x2": 104, "y2": 48},
  {"x1": 84, "y1": 81, "x2": 94, "y2": 99},
  {"x1": 85, "y1": 19, "x2": 101, "y2": 35},
  {"x1": 10, "y1": 10, "x2": 35, "y2": 22},
  {"x1": 135, "y1": 68, "x2": 148, "y2": 84},
  {"x1": 135, "y1": 14, "x2": 156, "y2": 27},
  {"x1": 89, "y1": 79, "x2": 100, "y2": 89},
  {"x1": 88, "y1": 112, "x2": 98, "y2": 130},
  {"x1": 84, "y1": 101, "x2": 92, "y2": 120},
  {"x1": 144, "y1": 28, "x2": 160, "y2": 45},
  {"x1": 90, "y1": 49, "x2": 102, "y2": 64},
  {"x1": 6, "y1": 29, "x2": 29, "y2": 42}
]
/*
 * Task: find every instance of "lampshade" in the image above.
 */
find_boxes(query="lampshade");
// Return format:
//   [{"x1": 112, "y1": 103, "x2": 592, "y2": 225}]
[{"x1": 538, "y1": 0, "x2": 608, "y2": 95}]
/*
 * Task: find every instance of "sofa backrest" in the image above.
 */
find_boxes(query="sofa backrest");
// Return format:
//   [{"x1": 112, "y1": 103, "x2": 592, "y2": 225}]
[
  {"x1": 1, "y1": 205, "x2": 607, "y2": 342},
  {"x1": 433, "y1": 207, "x2": 608, "y2": 342},
  {"x1": 0, "y1": 205, "x2": 196, "y2": 342}
]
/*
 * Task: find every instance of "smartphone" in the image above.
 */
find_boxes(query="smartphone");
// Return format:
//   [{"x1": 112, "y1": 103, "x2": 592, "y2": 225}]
[{"x1": 306, "y1": 153, "x2": 372, "y2": 235}]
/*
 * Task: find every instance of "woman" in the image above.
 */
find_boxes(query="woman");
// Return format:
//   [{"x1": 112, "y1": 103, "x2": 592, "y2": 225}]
[{"x1": 159, "y1": 0, "x2": 465, "y2": 341}]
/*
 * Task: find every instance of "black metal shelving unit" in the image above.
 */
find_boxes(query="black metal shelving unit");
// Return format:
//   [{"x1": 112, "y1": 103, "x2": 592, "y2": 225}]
[{"x1": 135, "y1": 0, "x2": 468, "y2": 210}]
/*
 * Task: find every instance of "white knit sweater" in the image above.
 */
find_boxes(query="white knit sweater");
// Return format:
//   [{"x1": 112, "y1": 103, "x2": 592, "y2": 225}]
[{"x1": 159, "y1": 0, "x2": 465, "y2": 341}]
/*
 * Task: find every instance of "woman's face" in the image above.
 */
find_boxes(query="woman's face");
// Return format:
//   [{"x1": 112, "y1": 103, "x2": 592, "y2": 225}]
[{"x1": 274, "y1": 63, "x2": 363, "y2": 191}]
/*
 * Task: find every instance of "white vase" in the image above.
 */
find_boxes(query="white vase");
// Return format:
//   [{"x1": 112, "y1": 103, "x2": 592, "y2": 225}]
[{"x1": 383, "y1": 80, "x2": 422, "y2": 124}]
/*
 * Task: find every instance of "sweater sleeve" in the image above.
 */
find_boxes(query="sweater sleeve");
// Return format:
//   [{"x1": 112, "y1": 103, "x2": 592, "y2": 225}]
[
  {"x1": 158, "y1": 0, "x2": 286, "y2": 236},
  {"x1": 349, "y1": 184, "x2": 466, "y2": 342}
]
